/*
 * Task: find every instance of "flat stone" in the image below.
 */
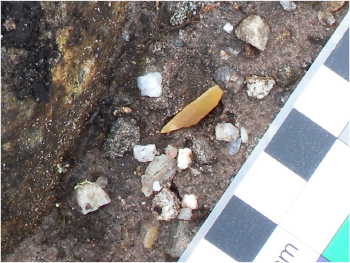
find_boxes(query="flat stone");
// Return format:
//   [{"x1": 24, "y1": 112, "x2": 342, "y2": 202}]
[
  {"x1": 141, "y1": 154, "x2": 177, "y2": 197},
  {"x1": 280, "y1": 1, "x2": 296, "y2": 11}
]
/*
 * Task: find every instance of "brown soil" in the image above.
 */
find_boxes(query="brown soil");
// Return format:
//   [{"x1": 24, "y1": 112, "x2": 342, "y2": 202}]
[{"x1": 1, "y1": 1, "x2": 348, "y2": 261}]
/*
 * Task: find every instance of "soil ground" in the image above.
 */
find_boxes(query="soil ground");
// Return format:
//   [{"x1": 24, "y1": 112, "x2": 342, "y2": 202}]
[{"x1": 1, "y1": 1, "x2": 348, "y2": 261}]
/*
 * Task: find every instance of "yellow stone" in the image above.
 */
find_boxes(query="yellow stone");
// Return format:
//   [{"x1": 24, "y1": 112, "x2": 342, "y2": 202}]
[{"x1": 161, "y1": 85, "x2": 223, "y2": 133}]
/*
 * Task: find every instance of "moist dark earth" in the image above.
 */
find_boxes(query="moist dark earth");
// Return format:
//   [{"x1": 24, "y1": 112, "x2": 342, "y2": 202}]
[{"x1": 1, "y1": 1, "x2": 348, "y2": 261}]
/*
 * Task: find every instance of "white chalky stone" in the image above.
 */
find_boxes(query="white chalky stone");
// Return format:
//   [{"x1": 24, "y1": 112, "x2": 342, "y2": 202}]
[
  {"x1": 133, "y1": 144, "x2": 157, "y2": 162},
  {"x1": 153, "y1": 181, "x2": 162, "y2": 192},
  {"x1": 182, "y1": 194, "x2": 198, "y2": 210},
  {"x1": 177, "y1": 148, "x2": 192, "y2": 170},
  {"x1": 137, "y1": 72, "x2": 162, "y2": 97},
  {"x1": 240, "y1": 127, "x2": 249, "y2": 144},
  {"x1": 223, "y1": 23, "x2": 233, "y2": 33}
]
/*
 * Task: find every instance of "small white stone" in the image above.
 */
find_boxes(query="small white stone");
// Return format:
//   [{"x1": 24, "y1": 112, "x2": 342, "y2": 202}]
[
  {"x1": 240, "y1": 127, "x2": 249, "y2": 144},
  {"x1": 165, "y1": 145, "x2": 178, "y2": 159},
  {"x1": 227, "y1": 138, "x2": 242, "y2": 156},
  {"x1": 215, "y1": 123, "x2": 239, "y2": 142},
  {"x1": 74, "y1": 181, "x2": 111, "y2": 215},
  {"x1": 182, "y1": 194, "x2": 198, "y2": 210},
  {"x1": 246, "y1": 75, "x2": 276, "y2": 99},
  {"x1": 137, "y1": 72, "x2": 162, "y2": 97},
  {"x1": 152, "y1": 188, "x2": 180, "y2": 221},
  {"x1": 153, "y1": 181, "x2": 162, "y2": 192},
  {"x1": 280, "y1": 1, "x2": 296, "y2": 11},
  {"x1": 177, "y1": 208, "x2": 192, "y2": 220},
  {"x1": 177, "y1": 148, "x2": 192, "y2": 170},
  {"x1": 133, "y1": 144, "x2": 157, "y2": 162},
  {"x1": 223, "y1": 23, "x2": 233, "y2": 33}
]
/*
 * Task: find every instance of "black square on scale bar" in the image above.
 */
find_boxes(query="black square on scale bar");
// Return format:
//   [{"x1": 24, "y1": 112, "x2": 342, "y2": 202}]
[
  {"x1": 265, "y1": 109, "x2": 336, "y2": 181},
  {"x1": 205, "y1": 195, "x2": 276, "y2": 262}
]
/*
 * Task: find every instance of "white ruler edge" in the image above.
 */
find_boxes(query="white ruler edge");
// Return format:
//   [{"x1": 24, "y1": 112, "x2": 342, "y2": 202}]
[{"x1": 179, "y1": 11, "x2": 349, "y2": 262}]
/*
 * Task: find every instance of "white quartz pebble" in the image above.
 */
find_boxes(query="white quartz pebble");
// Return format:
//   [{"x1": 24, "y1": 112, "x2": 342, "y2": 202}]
[
  {"x1": 177, "y1": 208, "x2": 192, "y2": 220},
  {"x1": 137, "y1": 72, "x2": 162, "y2": 97},
  {"x1": 223, "y1": 23, "x2": 233, "y2": 33},
  {"x1": 215, "y1": 123, "x2": 239, "y2": 142},
  {"x1": 240, "y1": 127, "x2": 249, "y2": 144},
  {"x1": 133, "y1": 144, "x2": 157, "y2": 162},
  {"x1": 177, "y1": 148, "x2": 192, "y2": 170},
  {"x1": 182, "y1": 194, "x2": 198, "y2": 210}
]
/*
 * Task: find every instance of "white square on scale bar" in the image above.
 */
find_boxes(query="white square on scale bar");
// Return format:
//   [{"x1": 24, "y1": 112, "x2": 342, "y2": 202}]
[
  {"x1": 294, "y1": 65, "x2": 350, "y2": 137},
  {"x1": 253, "y1": 226, "x2": 320, "y2": 262},
  {"x1": 234, "y1": 152, "x2": 306, "y2": 224},
  {"x1": 279, "y1": 140, "x2": 350, "y2": 254},
  {"x1": 186, "y1": 239, "x2": 237, "y2": 263}
]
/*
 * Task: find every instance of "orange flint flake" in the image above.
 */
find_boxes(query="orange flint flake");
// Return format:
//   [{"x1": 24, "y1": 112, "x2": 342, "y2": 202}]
[{"x1": 161, "y1": 85, "x2": 223, "y2": 133}]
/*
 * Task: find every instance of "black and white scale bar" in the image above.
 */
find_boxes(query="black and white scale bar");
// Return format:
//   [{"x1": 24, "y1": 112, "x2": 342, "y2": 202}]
[{"x1": 179, "y1": 12, "x2": 349, "y2": 263}]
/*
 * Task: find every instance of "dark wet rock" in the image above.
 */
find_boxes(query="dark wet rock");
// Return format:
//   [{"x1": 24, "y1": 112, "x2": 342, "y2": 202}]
[
  {"x1": 140, "y1": 12, "x2": 150, "y2": 24},
  {"x1": 1, "y1": 1, "x2": 128, "y2": 255},
  {"x1": 214, "y1": 66, "x2": 244, "y2": 93},
  {"x1": 242, "y1": 43, "x2": 260, "y2": 58},
  {"x1": 192, "y1": 138, "x2": 216, "y2": 164},
  {"x1": 277, "y1": 66, "x2": 299, "y2": 88},
  {"x1": 103, "y1": 117, "x2": 140, "y2": 158}
]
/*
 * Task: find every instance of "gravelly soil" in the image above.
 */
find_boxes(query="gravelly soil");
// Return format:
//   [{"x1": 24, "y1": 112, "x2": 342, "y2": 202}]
[{"x1": 2, "y1": 1, "x2": 348, "y2": 261}]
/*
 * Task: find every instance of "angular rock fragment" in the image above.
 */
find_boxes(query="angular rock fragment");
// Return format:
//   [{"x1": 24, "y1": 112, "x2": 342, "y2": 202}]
[
  {"x1": 74, "y1": 178, "x2": 111, "y2": 215},
  {"x1": 133, "y1": 144, "x2": 157, "y2": 162},
  {"x1": 152, "y1": 188, "x2": 180, "y2": 221},
  {"x1": 227, "y1": 138, "x2": 242, "y2": 156},
  {"x1": 177, "y1": 148, "x2": 192, "y2": 170},
  {"x1": 215, "y1": 123, "x2": 239, "y2": 142},
  {"x1": 137, "y1": 72, "x2": 162, "y2": 97},
  {"x1": 192, "y1": 137, "x2": 216, "y2": 164},
  {"x1": 246, "y1": 75, "x2": 276, "y2": 99},
  {"x1": 214, "y1": 66, "x2": 244, "y2": 93},
  {"x1": 235, "y1": 15, "x2": 270, "y2": 51},
  {"x1": 141, "y1": 154, "x2": 177, "y2": 197},
  {"x1": 280, "y1": 1, "x2": 296, "y2": 11},
  {"x1": 103, "y1": 117, "x2": 140, "y2": 158},
  {"x1": 181, "y1": 194, "x2": 198, "y2": 210}
]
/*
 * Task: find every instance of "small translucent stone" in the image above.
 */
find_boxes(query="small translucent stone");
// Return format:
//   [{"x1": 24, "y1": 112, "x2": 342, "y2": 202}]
[
  {"x1": 215, "y1": 123, "x2": 239, "y2": 142},
  {"x1": 177, "y1": 208, "x2": 192, "y2": 220},
  {"x1": 240, "y1": 127, "x2": 248, "y2": 144},
  {"x1": 227, "y1": 138, "x2": 242, "y2": 155}
]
